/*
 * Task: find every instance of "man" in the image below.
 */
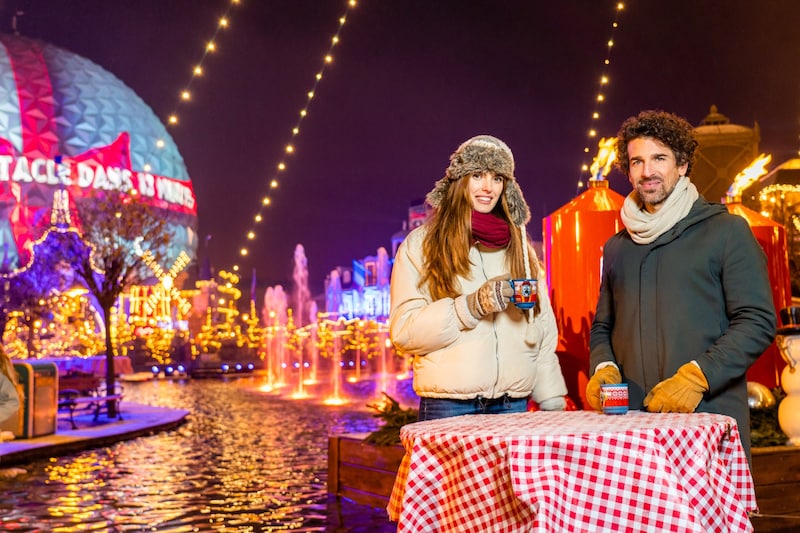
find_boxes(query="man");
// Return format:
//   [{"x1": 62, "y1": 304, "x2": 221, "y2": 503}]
[{"x1": 587, "y1": 109, "x2": 776, "y2": 459}]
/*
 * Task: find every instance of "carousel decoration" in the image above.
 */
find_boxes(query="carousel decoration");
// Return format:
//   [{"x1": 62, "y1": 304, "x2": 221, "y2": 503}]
[{"x1": 725, "y1": 154, "x2": 792, "y2": 389}]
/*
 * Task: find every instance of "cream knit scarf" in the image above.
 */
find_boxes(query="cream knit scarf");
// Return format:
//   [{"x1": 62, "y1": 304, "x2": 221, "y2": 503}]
[{"x1": 620, "y1": 175, "x2": 698, "y2": 244}]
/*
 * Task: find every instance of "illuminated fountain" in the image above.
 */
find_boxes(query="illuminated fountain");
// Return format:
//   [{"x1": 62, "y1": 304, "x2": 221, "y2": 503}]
[
  {"x1": 293, "y1": 245, "x2": 312, "y2": 331},
  {"x1": 308, "y1": 300, "x2": 319, "y2": 383},
  {"x1": 317, "y1": 317, "x2": 348, "y2": 406},
  {"x1": 290, "y1": 244, "x2": 315, "y2": 398},
  {"x1": 372, "y1": 248, "x2": 394, "y2": 400},
  {"x1": 256, "y1": 245, "x2": 417, "y2": 408},
  {"x1": 286, "y1": 309, "x2": 310, "y2": 399},
  {"x1": 260, "y1": 285, "x2": 288, "y2": 392},
  {"x1": 321, "y1": 270, "x2": 348, "y2": 405}
]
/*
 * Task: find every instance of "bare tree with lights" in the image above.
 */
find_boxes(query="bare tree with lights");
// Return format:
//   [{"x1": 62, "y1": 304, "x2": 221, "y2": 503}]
[
  {"x1": 1, "y1": 191, "x2": 91, "y2": 358},
  {"x1": 3, "y1": 234, "x2": 88, "y2": 358},
  {"x1": 72, "y1": 191, "x2": 172, "y2": 416}
]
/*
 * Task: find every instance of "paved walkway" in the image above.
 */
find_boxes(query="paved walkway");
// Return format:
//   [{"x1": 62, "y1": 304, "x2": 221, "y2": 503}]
[{"x1": 0, "y1": 402, "x2": 189, "y2": 466}]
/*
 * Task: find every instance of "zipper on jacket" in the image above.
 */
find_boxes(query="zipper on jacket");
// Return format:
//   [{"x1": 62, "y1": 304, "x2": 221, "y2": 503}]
[{"x1": 476, "y1": 247, "x2": 501, "y2": 397}]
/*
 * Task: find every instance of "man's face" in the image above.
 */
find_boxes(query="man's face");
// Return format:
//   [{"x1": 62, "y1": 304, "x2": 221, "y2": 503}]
[{"x1": 626, "y1": 137, "x2": 688, "y2": 213}]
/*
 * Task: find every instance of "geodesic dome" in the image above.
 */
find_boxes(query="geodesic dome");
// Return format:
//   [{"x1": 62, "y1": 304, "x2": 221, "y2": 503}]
[{"x1": 0, "y1": 33, "x2": 197, "y2": 270}]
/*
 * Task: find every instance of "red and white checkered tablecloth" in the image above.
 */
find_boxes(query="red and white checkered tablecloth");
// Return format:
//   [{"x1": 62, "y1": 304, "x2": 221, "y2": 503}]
[{"x1": 387, "y1": 410, "x2": 756, "y2": 532}]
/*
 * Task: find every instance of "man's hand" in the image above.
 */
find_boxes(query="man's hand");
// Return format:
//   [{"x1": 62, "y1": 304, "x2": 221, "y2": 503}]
[
  {"x1": 585, "y1": 365, "x2": 621, "y2": 411},
  {"x1": 644, "y1": 363, "x2": 708, "y2": 413},
  {"x1": 466, "y1": 276, "x2": 513, "y2": 319}
]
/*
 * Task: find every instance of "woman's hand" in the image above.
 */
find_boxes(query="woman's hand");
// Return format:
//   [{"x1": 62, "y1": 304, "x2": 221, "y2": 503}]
[{"x1": 466, "y1": 275, "x2": 512, "y2": 319}]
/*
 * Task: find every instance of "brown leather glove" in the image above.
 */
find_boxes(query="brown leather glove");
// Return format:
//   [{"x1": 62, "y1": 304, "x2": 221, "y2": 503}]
[
  {"x1": 585, "y1": 365, "x2": 622, "y2": 411},
  {"x1": 466, "y1": 275, "x2": 513, "y2": 319},
  {"x1": 644, "y1": 363, "x2": 709, "y2": 413}
]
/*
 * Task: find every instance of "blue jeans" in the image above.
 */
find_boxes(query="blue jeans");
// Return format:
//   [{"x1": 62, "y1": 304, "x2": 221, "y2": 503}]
[{"x1": 418, "y1": 395, "x2": 529, "y2": 421}]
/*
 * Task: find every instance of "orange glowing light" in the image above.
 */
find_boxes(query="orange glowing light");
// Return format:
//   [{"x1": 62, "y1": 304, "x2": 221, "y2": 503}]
[
  {"x1": 589, "y1": 137, "x2": 617, "y2": 180},
  {"x1": 727, "y1": 153, "x2": 772, "y2": 198},
  {"x1": 323, "y1": 397, "x2": 349, "y2": 406}
]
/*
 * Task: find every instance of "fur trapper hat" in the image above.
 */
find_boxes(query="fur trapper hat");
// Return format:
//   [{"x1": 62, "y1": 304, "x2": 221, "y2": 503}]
[{"x1": 426, "y1": 135, "x2": 531, "y2": 226}]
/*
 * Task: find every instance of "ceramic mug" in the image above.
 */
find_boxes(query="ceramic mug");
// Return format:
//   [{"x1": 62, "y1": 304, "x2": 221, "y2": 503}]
[
  {"x1": 600, "y1": 383, "x2": 629, "y2": 415},
  {"x1": 509, "y1": 278, "x2": 537, "y2": 309}
]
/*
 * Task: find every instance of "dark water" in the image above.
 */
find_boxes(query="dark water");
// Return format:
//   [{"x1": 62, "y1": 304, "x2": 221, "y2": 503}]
[{"x1": 0, "y1": 377, "x2": 398, "y2": 532}]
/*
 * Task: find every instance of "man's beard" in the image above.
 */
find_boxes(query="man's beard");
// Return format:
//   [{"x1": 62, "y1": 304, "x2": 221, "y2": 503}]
[{"x1": 635, "y1": 177, "x2": 674, "y2": 208}]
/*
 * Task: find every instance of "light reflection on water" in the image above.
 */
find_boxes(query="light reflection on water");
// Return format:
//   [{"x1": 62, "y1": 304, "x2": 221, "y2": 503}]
[{"x1": 0, "y1": 377, "x2": 397, "y2": 532}]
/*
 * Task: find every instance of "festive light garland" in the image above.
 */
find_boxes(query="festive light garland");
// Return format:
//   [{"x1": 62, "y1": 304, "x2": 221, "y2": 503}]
[
  {"x1": 166, "y1": 2, "x2": 238, "y2": 126},
  {"x1": 575, "y1": 2, "x2": 625, "y2": 192},
  {"x1": 149, "y1": 0, "x2": 359, "y2": 278},
  {"x1": 230, "y1": 0, "x2": 358, "y2": 273},
  {"x1": 144, "y1": 0, "x2": 241, "y2": 174}
]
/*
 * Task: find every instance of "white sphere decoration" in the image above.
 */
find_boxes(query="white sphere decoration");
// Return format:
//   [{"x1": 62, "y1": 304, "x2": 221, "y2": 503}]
[
  {"x1": 778, "y1": 365, "x2": 800, "y2": 445},
  {"x1": 775, "y1": 308, "x2": 800, "y2": 446}
]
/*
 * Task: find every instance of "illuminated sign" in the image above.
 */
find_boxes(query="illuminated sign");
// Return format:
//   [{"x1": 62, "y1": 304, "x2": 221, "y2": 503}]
[{"x1": 0, "y1": 155, "x2": 196, "y2": 213}]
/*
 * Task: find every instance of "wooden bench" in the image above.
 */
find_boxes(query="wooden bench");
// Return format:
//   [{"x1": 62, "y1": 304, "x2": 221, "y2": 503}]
[
  {"x1": 58, "y1": 387, "x2": 124, "y2": 430},
  {"x1": 59, "y1": 373, "x2": 101, "y2": 395}
]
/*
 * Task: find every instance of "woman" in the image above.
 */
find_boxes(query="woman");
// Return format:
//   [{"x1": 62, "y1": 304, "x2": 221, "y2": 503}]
[
  {"x1": 389, "y1": 135, "x2": 567, "y2": 421},
  {"x1": 0, "y1": 345, "x2": 20, "y2": 426}
]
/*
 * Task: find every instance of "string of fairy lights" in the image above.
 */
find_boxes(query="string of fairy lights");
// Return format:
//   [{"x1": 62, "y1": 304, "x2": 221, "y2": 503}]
[
  {"x1": 143, "y1": 0, "x2": 241, "y2": 174},
  {"x1": 233, "y1": 0, "x2": 358, "y2": 272},
  {"x1": 575, "y1": 2, "x2": 625, "y2": 193},
  {"x1": 139, "y1": 0, "x2": 357, "y2": 283},
  {"x1": 165, "y1": 4, "x2": 238, "y2": 128}
]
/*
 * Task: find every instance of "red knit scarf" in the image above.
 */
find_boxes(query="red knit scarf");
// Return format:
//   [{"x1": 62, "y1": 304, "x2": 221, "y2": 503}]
[{"x1": 471, "y1": 211, "x2": 510, "y2": 248}]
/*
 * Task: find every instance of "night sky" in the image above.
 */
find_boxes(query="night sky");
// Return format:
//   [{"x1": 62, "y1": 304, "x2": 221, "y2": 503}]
[{"x1": 3, "y1": 0, "x2": 799, "y2": 296}]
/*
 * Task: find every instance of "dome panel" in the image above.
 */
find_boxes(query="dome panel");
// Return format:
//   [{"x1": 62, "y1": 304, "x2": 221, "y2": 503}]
[
  {"x1": 42, "y1": 45, "x2": 188, "y2": 180},
  {"x1": 0, "y1": 33, "x2": 197, "y2": 270}
]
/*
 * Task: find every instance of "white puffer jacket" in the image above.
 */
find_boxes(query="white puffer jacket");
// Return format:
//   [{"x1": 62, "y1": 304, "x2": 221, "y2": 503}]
[
  {"x1": 390, "y1": 226, "x2": 567, "y2": 404},
  {"x1": 0, "y1": 371, "x2": 20, "y2": 424}
]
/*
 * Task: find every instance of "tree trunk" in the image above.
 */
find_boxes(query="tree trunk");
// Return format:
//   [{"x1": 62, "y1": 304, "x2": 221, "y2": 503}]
[
  {"x1": 25, "y1": 315, "x2": 35, "y2": 358},
  {"x1": 102, "y1": 303, "x2": 117, "y2": 418}
]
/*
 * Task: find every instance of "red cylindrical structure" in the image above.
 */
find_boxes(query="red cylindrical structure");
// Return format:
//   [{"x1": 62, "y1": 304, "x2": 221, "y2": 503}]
[
  {"x1": 726, "y1": 201, "x2": 792, "y2": 388},
  {"x1": 542, "y1": 180, "x2": 624, "y2": 409}
]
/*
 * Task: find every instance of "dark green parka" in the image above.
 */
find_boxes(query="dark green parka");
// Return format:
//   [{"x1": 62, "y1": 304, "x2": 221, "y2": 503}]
[{"x1": 590, "y1": 197, "x2": 777, "y2": 457}]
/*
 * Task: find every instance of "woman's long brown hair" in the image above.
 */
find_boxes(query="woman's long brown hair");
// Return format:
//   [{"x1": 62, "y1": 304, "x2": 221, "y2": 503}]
[{"x1": 421, "y1": 176, "x2": 538, "y2": 301}]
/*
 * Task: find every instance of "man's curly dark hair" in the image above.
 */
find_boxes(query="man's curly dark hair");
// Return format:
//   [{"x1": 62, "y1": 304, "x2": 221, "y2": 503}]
[{"x1": 615, "y1": 110, "x2": 698, "y2": 177}]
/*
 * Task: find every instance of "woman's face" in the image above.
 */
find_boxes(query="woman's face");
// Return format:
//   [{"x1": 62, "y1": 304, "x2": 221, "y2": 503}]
[{"x1": 467, "y1": 171, "x2": 504, "y2": 213}]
